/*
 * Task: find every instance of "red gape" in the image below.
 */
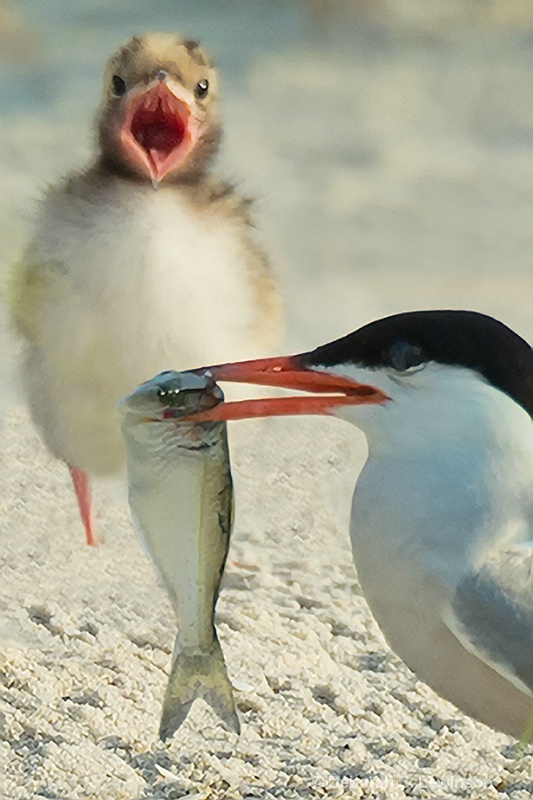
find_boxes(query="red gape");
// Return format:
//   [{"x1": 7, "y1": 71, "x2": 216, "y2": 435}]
[
  {"x1": 120, "y1": 82, "x2": 193, "y2": 184},
  {"x1": 131, "y1": 96, "x2": 186, "y2": 158},
  {"x1": 69, "y1": 466, "x2": 97, "y2": 547}
]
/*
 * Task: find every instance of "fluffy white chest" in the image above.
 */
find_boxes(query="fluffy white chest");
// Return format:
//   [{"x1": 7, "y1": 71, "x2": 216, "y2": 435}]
[
  {"x1": 68, "y1": 188, "x2": 258, "y2": 373},
  {"x1": 27, "y1": 186, "x2": 261, "y2": 472}
]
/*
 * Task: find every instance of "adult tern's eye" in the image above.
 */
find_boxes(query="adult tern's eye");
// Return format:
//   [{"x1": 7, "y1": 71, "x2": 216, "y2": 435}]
[
  {"x1": 388, "y1": 341, "x2": 425, "y2": 372},
  {"x1": 111, "y1": 75, "x2": 127, "y2": 97},
  {"x1": 195, "y1": 79, "x2": 209, "y2": 99}
]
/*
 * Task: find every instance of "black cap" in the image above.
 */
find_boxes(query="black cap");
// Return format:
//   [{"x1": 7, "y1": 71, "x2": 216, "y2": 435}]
[{"x1": 302, "y1": 310, "x2": 533, "y2": 417}]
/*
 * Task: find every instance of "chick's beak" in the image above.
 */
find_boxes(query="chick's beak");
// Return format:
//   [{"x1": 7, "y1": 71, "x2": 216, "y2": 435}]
[
  {"x1": 120, "y1": 80, "x2": 195, "y2": 185},
  {"x1": 183, "y1": 355, "x2": 389, "y2": 422}
]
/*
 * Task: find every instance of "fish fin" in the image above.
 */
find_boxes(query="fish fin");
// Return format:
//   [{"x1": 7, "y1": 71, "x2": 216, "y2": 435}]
[{"x1": 159, "y1": 636, "x2": 240, "y2": 741}]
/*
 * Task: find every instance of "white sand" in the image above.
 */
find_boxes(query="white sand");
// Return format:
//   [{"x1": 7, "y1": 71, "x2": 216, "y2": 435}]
[{"x1": 2, "y1": 2, "x2": 533, "y2": 797}]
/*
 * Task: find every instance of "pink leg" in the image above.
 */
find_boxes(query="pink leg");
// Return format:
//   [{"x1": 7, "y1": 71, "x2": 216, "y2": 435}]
[{"x1": 69, "y1": 466, "x2": 98, "y2": 546}]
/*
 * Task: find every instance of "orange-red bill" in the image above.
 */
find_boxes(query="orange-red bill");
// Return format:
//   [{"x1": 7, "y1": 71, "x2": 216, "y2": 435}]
[{"x1": 181, "y1": 355, "x2": 389, "y2": 422}]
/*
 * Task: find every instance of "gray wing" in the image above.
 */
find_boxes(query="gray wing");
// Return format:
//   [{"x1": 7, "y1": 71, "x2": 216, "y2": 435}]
[{"x1": 446, "y1": 545, "x2": 533, "y2": 696}]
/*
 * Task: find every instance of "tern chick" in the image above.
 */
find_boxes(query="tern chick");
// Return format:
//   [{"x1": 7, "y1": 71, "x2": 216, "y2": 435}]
[{"x1": 9, "y1": 33, "x2": 282, "y2": 545}]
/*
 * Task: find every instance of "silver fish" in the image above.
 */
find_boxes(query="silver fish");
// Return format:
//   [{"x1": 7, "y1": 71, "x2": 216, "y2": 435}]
[{"x1": 119, "y1": 370, "x2": 239, "y2": 740}]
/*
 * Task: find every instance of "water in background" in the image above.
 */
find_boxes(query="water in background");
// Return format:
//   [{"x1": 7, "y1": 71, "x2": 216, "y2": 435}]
[{"x1": 2, "y1": 0, "x2": 533, "y2": 359}]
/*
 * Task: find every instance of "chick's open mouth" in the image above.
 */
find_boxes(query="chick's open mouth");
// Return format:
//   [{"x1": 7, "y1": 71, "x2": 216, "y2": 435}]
[
  {"x1": 130, "y1": 92, "x2": 189, "y2": 164},
  {"x1": 122, "y1": 84, "x2": 193, "y2": 182}
]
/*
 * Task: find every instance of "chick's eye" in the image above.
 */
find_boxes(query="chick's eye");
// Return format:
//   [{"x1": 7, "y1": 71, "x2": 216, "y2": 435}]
[
  {"x1": 388, "y1": 341, "x2": 425, "y2": 372},
  {"x1": 195, "y1": 79, "x2": 209, "y2": 99},
  {"x1": 111, "y1": 75, "x2": 127, "y2": 97}
]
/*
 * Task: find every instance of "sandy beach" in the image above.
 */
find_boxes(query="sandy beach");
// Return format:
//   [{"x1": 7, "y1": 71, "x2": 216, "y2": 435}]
[{"x1": 2, "y1": 2, "x2": 533, "y2": 797}]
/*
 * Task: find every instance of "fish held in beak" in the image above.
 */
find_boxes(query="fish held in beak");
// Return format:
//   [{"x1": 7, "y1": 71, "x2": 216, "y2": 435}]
[
  {"x1": 120, "y1": 82, "x2": 194, "y2": 185},
  {"x1": 182, "y1": 355, "x2": 389, "y2": 422}
]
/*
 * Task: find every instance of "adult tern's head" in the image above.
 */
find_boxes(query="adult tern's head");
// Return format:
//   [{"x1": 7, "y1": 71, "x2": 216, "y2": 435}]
[{"x1": 182, "y1": 310, "x2": 533, "y2": 442}]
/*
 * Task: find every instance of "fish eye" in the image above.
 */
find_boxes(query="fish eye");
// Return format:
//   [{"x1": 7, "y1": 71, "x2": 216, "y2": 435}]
[
  {"x1": 195, "y1": 79, "x2": 209, "y2": 99},
  {"x1": 111, "y1": 75, "x2": 127, "y2": 97},
  {"x1": 387, "y1": 341, "x2": 425, "y2": 372}
]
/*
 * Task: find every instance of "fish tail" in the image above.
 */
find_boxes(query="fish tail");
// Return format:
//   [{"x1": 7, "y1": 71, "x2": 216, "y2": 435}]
[{"x1": 159, "y1": 635, "x2": 240, "y2": 741}]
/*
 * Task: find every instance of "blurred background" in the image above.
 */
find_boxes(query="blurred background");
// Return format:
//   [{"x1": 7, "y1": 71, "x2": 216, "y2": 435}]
[{"x1": 2, "y1": 0, "x2": 533, "y2": 385}]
